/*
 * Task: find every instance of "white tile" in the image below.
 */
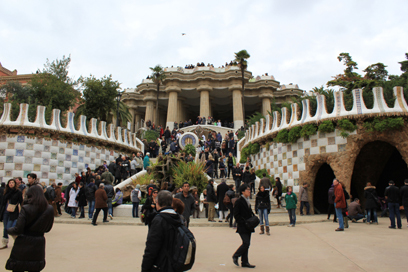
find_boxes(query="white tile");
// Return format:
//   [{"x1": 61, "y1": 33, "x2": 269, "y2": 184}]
[
  {"x1": 4, "y1": 163, "x2": 14, "y2": 170},
  {"x1": 33, "y1": 144, "x2": 44, "y2": 151},
  {"x1": 41, "y1": 165, "x2": 50, "y2": 172},
  {"x1": 318, "y1": 138, "x2": 328, "y2": 146},
  {"x1": 5, "y1": 149, "x2": 15, "y2": 156},
  {"x1": 14, "y1": 157, "x2": 24, "y2": 163},
  {"x1": 23, "y1": 164, "x2": 33, "y2": 171},
  {"x1": 42, "y1": 152, "x2": 51, "y2": 159},
  {"x1": 49, "y1": 159, "x2": 58, "y2": 166},
  {"x1": 24, "y1": 150, "x2": 35, "y2": 157},
  {"x1": 326, "y1": 145, "x2": 338, "y2": 153},
  {"x1": 32, "y1": 158, "x2": 42, "y2": 165},
  {"x1": 310, "y1": 147, "x2": 319, "y2": 155},
  {"x1": 57, "y1": 167, "x2": 64, "y2": 174},
  {"x1": 15, "y1": 143, "x2": 26, "y2": 149}
]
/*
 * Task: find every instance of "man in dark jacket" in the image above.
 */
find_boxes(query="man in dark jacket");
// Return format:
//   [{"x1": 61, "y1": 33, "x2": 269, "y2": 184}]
[
  {"x1": 232, "y1": 184, "x2": 255, "y2": 268},
  {"x1": 142, "y1": 190, "x2": 182, "y2": 271},
  {"x1": 363, "y1": 182, "x2": 378, "y2": 224},
  {"x1": 232, "y1": 163, "x2": 243, "y2": 193},
  {"x1": 92, "y1": 183, "x2": 108, "y2": 226},
  {"x1": 164, "y1": 126, "x2": 171, "y2": 145},
  {"x1": 217, "y1": 178, "x2": 229, "y2": 222},
  {"x1": 108, "y1": 161, "x2": 116, "y2": 175},
  {"x1": 348, "y1": 198, "x2": 366, "y2": 222},
  {"x1": 86, "y1": 179, "x2": 98, "y2": 220},
  {"x1": 227, "y1": 153, "x2": 234, "y2": 178},
  {"x1": 213, "y1": 150, "x2": 219, "y2": 179},
  {"x1": 104, "y1": 182, "x2": 115, "y2": 219},
  {"x1": 385, "y1": 180, "x2": 402, "y2": 229},
  {"x1": 175, "y1": 182, "x2": 195, "y2": 228},
  {"x1": 206, "y1": 179, "x2": 217, "y2": 222},
  {"x1": 400, "y1": 179, "x2": 408, "y2": 226}
]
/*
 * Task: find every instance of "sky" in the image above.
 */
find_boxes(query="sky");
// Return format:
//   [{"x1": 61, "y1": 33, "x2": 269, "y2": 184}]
[{"x1": 1, "y1": 0, "x2": 408, "y2": 92}]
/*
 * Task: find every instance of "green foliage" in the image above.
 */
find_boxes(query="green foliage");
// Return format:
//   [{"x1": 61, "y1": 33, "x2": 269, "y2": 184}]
[
  {"x1": 240, "y1": 145, "x2": 250, "y2": 163},
  {"x1": 150, "y1": 65, "x2": 166, "y2": 125},
  {"x1": 0, "y1": 81, "x2": 38, "y2": 121},
  {"x1": 265, "y1": 142, "x2": 270, "y2": 150},
  {"x1": 246, "y1": 112, "x2": 264, "y2": 127},
  {"x1": 172, "y1": 161, "x2": 208, "y2": 193},
  {"x1": 337, "y1": 119, "x2": 357, "y2": 138},
  {"x1": 255, "y1": 169, "x2": 269, "y2": 179},
  {"x1": 274, "y1": 129, "x2": 289, "y2": 143},
  {"x1": 250, "y1": 142, "x2": 260, "y2": 154},
  {"x1": 300, "y1": 124, "x2": 317, "y2": 138},
  {"x1": 288, "y1": 126, "x2": 302, "y2": 143},
  {"x1": 132, "y1": 172, "x2": 156, "y2": 186},
  {"x1": 234, "y1": 49, "x2": 250, "y2": 69},
  {"x1": 183, "y1": 144, "x2": 196, "y2": 156},
  {"x1": 237, "y1": 130, "x2": 245, "y2": 140},
  {"x1": 363, "y1": 117, "x2": 404, "y2": 133},
  {"x1": 142, "y1": 129, "x2": 160, "y2": 142},
  {"x1": 318, "y1": 120, "x2": 335, "y2": 133}
]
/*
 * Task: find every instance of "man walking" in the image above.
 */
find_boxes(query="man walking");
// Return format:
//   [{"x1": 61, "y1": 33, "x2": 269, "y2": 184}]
[
  {"x1": 232, "y1": 184, "x2": 256, "y2": 268},
  {"x1": 92, "y1": 183, "x2": 109, "y2": 226},
  {"x1": 299, "y1": 183, "x2": 310, "y2": 215},
  {"x1": 333, "y1": 178, "x2": 346, "y2": 231},
  {"x1": 206, "y1": 179, "x2": 217, "y2": 222},
  {"x1": 385, "y1": 180, "x2": 402, "y2": 229},
  {"x1": 104, "y1": 181, "x2": 115, "y2": 219},
  {"x1": 175, "y1": 182, "x2": 195, "y2": 228},
  {"x1": 400, "y1": 179, "x2": 408, "y2": 227},
  {"x1": 233, "y1": 163, "x2": 243, "y2": 193},
  {"x1": 217, "y1": 178, "x2": 229, "y2": 222},
  {"x1": 141, "y1": 191, "x2": 182, "y2": 271}
]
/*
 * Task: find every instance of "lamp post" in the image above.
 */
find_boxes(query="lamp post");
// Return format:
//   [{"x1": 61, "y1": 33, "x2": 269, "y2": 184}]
[{"x1": 116, "y1": 91, "x2": 123, "y2": 127}]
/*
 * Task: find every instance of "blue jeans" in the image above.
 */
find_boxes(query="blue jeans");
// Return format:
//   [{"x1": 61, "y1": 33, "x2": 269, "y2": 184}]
[
  {"x1": 3, "y1": 212, "x2": 17, "y2": 239},
  {"x1": 366, "y1": 208, "x2": 377, "y2": 223},
  {"x1": 300, "y1": 201, "x2": 310, "y2": 215},
  {"x1": 107, "y1": 198, "x2": 113, "y2": 216},
  {"x1": 334, "y1": 203, "x2": 344, "y2": 229},
  {"x1": 88, "y1": 200, "x2": 95, "y2": 219},
  {"x1": 71, "y1": 207, "x2": 77, "y2": 217},
  {"x1": 79, "y1": 206, "x2": 85, "y2": 218},
  {"x1": 288, "y1": 208, "x2": 296, "y2": 225},
  {"x1": 388, "y1": 202, "x2": 402, "y2": 228},
  {"x1": 258, "y1": 209, "x2": 269, "y2": 226},
  {"x1": 132, "y1": 202, "x2": 139, "y2": 217}
]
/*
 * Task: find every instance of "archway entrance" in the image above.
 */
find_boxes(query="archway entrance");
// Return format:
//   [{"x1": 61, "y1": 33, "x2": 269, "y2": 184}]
[
  {"x1": 350, "y1": 141, "x2": 408, "y2": 207},
  {"x1": 313, "y1": 163, "x2": 335, "y2": 214}
]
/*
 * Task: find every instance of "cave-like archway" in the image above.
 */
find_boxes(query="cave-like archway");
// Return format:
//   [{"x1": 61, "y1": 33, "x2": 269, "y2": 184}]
[
  {"x1": 350, "y1": 141, "x2": 408, "y2": 207},
  {"x1": 313, "y1": 163, "x2": 335, "y2": 214}
]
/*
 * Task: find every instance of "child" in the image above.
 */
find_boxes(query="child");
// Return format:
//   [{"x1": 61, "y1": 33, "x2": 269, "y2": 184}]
[{"x1": 285, "y1": 186, "x2": 297, "y2": 227}]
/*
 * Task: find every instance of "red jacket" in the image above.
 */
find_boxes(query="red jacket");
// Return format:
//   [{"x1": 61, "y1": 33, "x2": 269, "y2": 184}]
[{"x1": 334, "y1": 184, "x2": 346, "y2": 209}]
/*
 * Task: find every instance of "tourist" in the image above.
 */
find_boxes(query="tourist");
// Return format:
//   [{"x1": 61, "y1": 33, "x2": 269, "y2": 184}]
[
  {"x1": 249, "y1": 168, "x2": 256, "y2": 198},
  {"x1": 259, "y1": 173, "x2": 272, "y2": 194},
  {"x1": 200, "y1": 189, "x2": 208, "y2": 218},
  {"x1": 114, "y1": 161, "x2": 122, "y2": 185},
  {"x1": 400, "y1": 179, "x2": 408, "y2": 227},
  {"x1": 219, "y1": 157, "x2": 226, "y2": 178},
  {"x1": 130, "y1": 155, "x2": 137, "y2": 176},
  {"x1": 76, "y1": 182, "x2": 87, "y2": 219},
  {"x1": 108, "y1": 160, "x2": 116, "y2": 175},
  {"x1": 299, "y1": 183, "x2": 311, "y2": 215},
  {"x1": 213, "y1": 150, "x2": 220, "y2": 179},
  {"x1": 348, "y1": 198, "x2": 366, "y2": 223},
  {"x1": 232, "y1": 163, "x2": 242, "y2": 192},
  {"x1": 232, "y1": 184, "x2": 256, "y2": 268},
  {"x1": 44, "y1": 183, "x2": 57, "y2": 216},
  {"x1": 327, "y1": 184, "x2": 337, "y2": 222},
  {"x1": 226, "y1": 185, "x2": 237, "y2": 228},
  {"x1": 206, "y1": 179, "x2": 217, "y2": 222},
  {"x1": 5, "y1": 186, "x2": 54, "y2": 271},
  {"x1": 92, "y1": 183, "x2": 109, "y2": 226},
  {"x1": 0, "y1": 179, "x2": 23, "y2": 250},
  {"x1": 160, "y1": 136, "x2": 167, "y2": 155},
  {"x1": 104, "y1": 181, "x2": 115, "y2": 219},
  {"x1": 205, "y1": 154, "x2": 214, "y2": 178},
  {"x1": 333, "y1": 178, "x2": 346, "y2": 231},
  {"x1": 55, "y1": 182, "x2": 63, "y2": 215},
  {"x1": 285, "y1": 186, "x2": 297, "y2": 227},
  {"x1": 26, "y1": 173, "x2": 41, "y2": 190},
  {"x1": 112, "y1": 188, "x2": 123, "y2": 216},
  {"x1": 217, "y1": 178, "x2": 229, "y2": 222},
  {"x1": 364, "y1": 182, "x2": 379, "y2": 224},
  {"x1": 242, "y1": 166, "x2": 251, "y2": 186},
  {"x1": 141, "y1": 190, "x2": 183, "y2": 271},
  {"x1": 14, "y1": 177, "x2": 26, "y2": 199},
  {"x1": 131, "y1": 184, "x2": 142, "y2": 218},
  {"x1": 175, "y1": 182, "x2": 195, "y2": 228},
  {"x1": 273, "y1": 177, "x2": 283, "y2": 208},
  {"x1": 227, "y1": 152, "x2": 234, "y2": 178},
  {"x1": 340, "y1": 182, "x2": 350, "y2": 228},
  {"x1": 192, "y1": 189, "x2": 200, "y2": 219},
  {"x1": 385, "y1": 180, "x2": 402, "y2": 229},
  {"x1": 86, "y1": 179, "x2": 98, "y2": 220},
  {"x1": 142, "y1": 189, "x2": 158, "y2": 227},
  {"x1": 256, "y1": 185, "x2": 271, "y2": 235},
  {"x1": 68, "y1": 183, "x2": 79, "y2": 218},
  {"x1": 144, "y1": 152, "x2": 151, "y2": 169},
  {"x1": 172, "y1": 198, "x2": 186, "y2": 226},
  {"x1": 136, "y1": 152, "x2": 144, "y2": 173}
]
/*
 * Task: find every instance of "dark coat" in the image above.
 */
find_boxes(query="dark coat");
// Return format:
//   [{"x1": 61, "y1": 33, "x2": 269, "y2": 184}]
[
  {"x1": 6, "y1": 204, "x2": 54, "y2": 271},
  {"x1": 76, "y1": 187, "x2": 88, "y2": 207},
  {"x1": 217, "y1": 182, "x2": 230, "y2": 211},
  {"x1": 255, "y1": 190, "x2": 271, "y2": 213},
  {"x1": 364, "y1": 186, "x2": 378, "y2": 210},
  {"x1": 174, "y1": 192, "x2": 195, "y2": 220},
  {"x1": 232, "y1": 167, "x2": 243, "y2": 181},
  {"x1": 233, "y1": 196, "x2": 254, "y2": 234},
  {"x1": 242, "y1": 171, "x2": 252, "y2": 184},
  {"x1": 275, "y1": 181, "x2": 282, "y2": 196},
  {"x1": 141, "y1": 197, "x2": 157, "y2": 226},
  {"x1": 385, "y1": 185, "x2": 400, "y2": 203},
  {"x1": 95, "y1": 188, "x2": 108, "y2": 209},
  {"x1": 1, "y1": 188, "x2": 23, "y2": 221},
  {"x1": 205, "y1": 160, "x2": 214, "y2": 175},
  {"x1": 400, "y1": 184, "x2": 408, "y2": 207},
  {"x1": 206, "y1": 183, "x2": 217, "y2": 203},
  {"x1": 108, "y1": 162, "x2": 116, "y2": 174},
  {"x1": 86, "y1": 183, "x2": 98, "y2": 201}
]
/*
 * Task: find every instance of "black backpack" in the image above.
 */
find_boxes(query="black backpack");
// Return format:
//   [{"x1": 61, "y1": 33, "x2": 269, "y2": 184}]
[{"x1": 160, "y1": 214, "x2": 196, "y2": 272}]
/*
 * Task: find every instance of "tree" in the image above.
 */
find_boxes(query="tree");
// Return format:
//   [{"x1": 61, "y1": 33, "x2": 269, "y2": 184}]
[
  {"x1": 77, "y1": 75, "x2": 131, "y2": 125},
  {"x1": 0, "y1": 81, "x2": 37, "y2": 121},
  {"x1": 234, "y1": 50, "x2": 250, "y2": 123},
  {"x1": 364, "y1": 63, "x2": 388, "y2": 81},
  {"x1": 150, "y1": 65, "x2": 166, "y2": 126}
]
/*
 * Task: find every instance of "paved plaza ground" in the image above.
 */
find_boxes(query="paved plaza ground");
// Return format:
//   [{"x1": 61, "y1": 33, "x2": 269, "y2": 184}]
[{"x1": 1, "y1": 216, "x2": 407, "y2": 272}]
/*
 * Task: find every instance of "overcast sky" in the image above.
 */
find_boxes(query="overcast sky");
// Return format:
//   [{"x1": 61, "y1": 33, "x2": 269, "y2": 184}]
[{"x1": 1, "y1": 0, "x2": 407, "y2": 92}]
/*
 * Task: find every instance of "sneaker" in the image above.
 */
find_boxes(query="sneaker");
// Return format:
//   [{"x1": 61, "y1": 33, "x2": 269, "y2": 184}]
[
  {"x1": 362, "y1": 218, "x2": 367, "y2": 223},
  {"x1": 109, "y1": 214, "x2": 113, "y2": 220},
  {"x1": 351, "y1": 218, "x2": 357, "y2": 223},
  {"x1": 335, "y1": 228, "x2": 344, "y2": 231},
  {"x1": 71, "y1": 216, "x2": 76, "y2": 219},
  {"x1": 287, "y1": 224, "x2": 293, "y2": 227}
]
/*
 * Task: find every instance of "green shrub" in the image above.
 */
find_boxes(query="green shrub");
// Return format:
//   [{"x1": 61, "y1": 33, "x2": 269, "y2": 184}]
[
  {"x1": 142, "y1": 129, "x2": 160, "y2": 142},
  {"x1": 337, "y1": 119, "x2": 357, "y2": 138},
  {"x1": 255, "y1": 169, "x2": 269, "y2": 179},
  {"x1": 265, "y1": 142, "x2": 270, "y2": 150},
  {"x1": 250, "y1": 142, "x2": 260, "y2": 154},
  {"x1": 237, "y1": 130, "x2": 245, "y2": 140},
  {"x1": 288, "y1": 126, "x2": 302, "y2": 143},
  {"x1": 172, "y1": 161, "x2": 208, "y2": 193},
  {"x1": 300, "y1": 124, "x2": 317, "y2": 137},
  {"x1": 318, "y1": 120, "x2": 335, "y2": 133},
  {"x1": 183, "y1": 144, "x2": 196, "y2": 156},
  {"x1": 363, "y1": 117, "x2": 404, "y2": 133},
  {"x1": 274, "y1": 129, "x2": 289, "y2": 143}
]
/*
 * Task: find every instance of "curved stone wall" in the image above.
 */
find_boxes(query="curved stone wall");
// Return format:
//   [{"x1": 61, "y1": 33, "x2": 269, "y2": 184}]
[{"x1": 0, "y1": 103, "x2": 145, "y2": 185}]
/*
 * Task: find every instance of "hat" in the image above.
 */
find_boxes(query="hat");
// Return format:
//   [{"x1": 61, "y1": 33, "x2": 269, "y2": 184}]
[{"x1": 136, "y1": 184, "x2": 140, "y2": 189}]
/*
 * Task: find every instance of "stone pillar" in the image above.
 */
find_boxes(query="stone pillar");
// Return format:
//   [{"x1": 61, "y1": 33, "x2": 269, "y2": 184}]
[
  {"x1": 231, "y1": 87, "x2": 244, "y2": 129},
  {"x1": 262, "y1": 97, "x2": 271, "y2": 117},
  {"x1": 129, "y1": 108, "x2": 136, "y2": 133},
  {"x1": 165, "y1": 87, "x2": 181, "y2": 130},
  {"x1": 198, "y1": 83, "x2": 212, "y2": 119},
  {"x1": 135, "y1": 113, "x2": 141, "y2": 130},
  {"x1": 145, "y1": 100, "x2": 155, "y2": 127}
]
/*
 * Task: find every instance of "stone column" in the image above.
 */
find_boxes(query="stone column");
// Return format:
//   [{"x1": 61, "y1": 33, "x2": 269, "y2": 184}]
[
  {"x1": 230, "y1": 87, "x2": 244, "y2": 129},
  {"x1": 129, "y1": 108, "x2": 136, "y2": 133},
  {"x1": 135, "y1": 113, "x2": 141, "y2": 130},
  {"x1": 261, "y1": 97, "x2": 271, "y2": 117},
  {"x1": 198, "y1": 84, "x2": 211, "y2": 119},
  {"x1": 165, "y1": 86, "x2": 181, "y2": 130},
  {"x1": 144, "y1": 100, "x2": 155, "y2": 127}
]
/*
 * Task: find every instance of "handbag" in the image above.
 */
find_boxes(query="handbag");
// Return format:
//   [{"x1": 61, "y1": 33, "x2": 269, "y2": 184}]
[
  {"x1": 246, "y1": 215, "x2": 260, "y2": 230},
  {"x1": 6, "y1": 202, "x2": 17, "y2": 213},
  {"x1": 369, "y1": 192, "x2": 381, "y2": 207}
]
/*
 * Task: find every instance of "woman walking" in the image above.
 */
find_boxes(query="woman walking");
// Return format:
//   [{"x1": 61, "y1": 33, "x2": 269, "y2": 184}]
[
  {"x1": 68, "y1": 183, "x2": 79, "y2": 218},
  {"x1": 76, "y1": 182, "x2": 87, "y2": 219},
  {"x1": 0, "y1": 179, "x2": 23, "y2": 249},
  {"x1": 285, "y1": 186, "x2": 297, "y2": 227},
  {"x1": 5, "y1": 185, "x2": 54, "y2": 271},
  {"x1": 141, "y1": 189, "x2": 158, "y2": 227},
  {"x1": 256, "y1": 185, "x2": 271, "y2": 235}
]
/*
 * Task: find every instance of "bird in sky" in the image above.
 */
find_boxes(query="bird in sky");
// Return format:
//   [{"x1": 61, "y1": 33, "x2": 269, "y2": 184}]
[{"x1": 182, "y1": 33, "x2": 186, "y2": 36}]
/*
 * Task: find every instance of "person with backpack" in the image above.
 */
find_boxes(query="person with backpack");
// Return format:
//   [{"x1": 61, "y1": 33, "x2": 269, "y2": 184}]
[
  {"x1": 86, "y1": 179, "x2": 98, "y2": 220},
  {"x1": 131, "y1": 185, "x2": 142, "y2": 218},
  {"x1": 364, "y1": 181, "x2": 379, "y2": 224},
  {"x1": 142, "y1": 190, "x2": 196, "y2": 272},
  {"x1": 226, "y1": 185, "x2": 237, "y2": 228},
  {"x1": 45, "y1": 183, "x2": 57, "y2": 216}
]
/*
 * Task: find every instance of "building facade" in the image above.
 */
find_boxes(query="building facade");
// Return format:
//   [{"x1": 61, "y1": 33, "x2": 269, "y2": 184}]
[{"x1": 122, "y1": 65, "x2": 303, "y2": 132}]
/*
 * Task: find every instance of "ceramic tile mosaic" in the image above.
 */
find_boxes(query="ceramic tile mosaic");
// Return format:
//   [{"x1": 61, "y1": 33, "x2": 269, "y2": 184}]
[
  {"x1": 26, "y1": 143, "x2": 34, "y2": 150},
  {"x1": 7, "y1": 143, "x2": 14, "y2": 149},
  {"x1": 282, "y1": 153, "x2": 286, "y2": 160},
  {"x1": 298, "y1": 142, "x2": 303, "y2": 149},
  {"x1": 58, "y1": 161, "x2": 64, "y2": 167},
  {"x1": 0, "y1": 136, "x2": 6, "y2": 142},
  {"x1": 0, "y1": 149, "x2": 5, "y2": 156},
  {"x1": 73, "y1": 149, "x2": 78, "y2": 156},
  {"x1": 288, "y1": 158, "x2": 292, "y2": 165},
  {"x1": 34, "y1": 151, "x2": 42, "y2": 158},
  {"x1": 293, "y1": 164, "x2": 298, "y2": 171},
  {"x1": 43, "y1": 158, "x2": 49, "y2": 165},
  {"x1": 52, "y1": 140, "x2": 58, "y2": 146},
  {"x1": 59, "y1": 148, "x2": 64, "y2": 154},
  {"x1": 17, "y1": 136, "x2": 25, "y2": 142},
  {"x1": 65, "y1": 167, "x2": 70, "y2": 174},
  {"x1": 304, "y1": 148, "x2": 310, "y2": 156},
  {"x1": 34, "y1": 164, "x2": 41, "y2": 171},
  {"x1": 328, "y1": 137, "x2": 336, "y2": 145},
  {"x1": 51, "y1": 153, "x2": 57, "y2": 159},
  {"x1": 86, "y1": 151, "x2": 90, "y2": 157},
  {"x1": 278, "y1": 147, "x2": 282, "y2": 154},
  {"x1": 79, "y1": 157, "x2": 84, "y2": 162},
  {"x1": 338, "y1": 144, "x2": 346, "y2": 152},
  {"x1": 311, "y1": 139, "x2": 318, "y2": 147},
  {"x1": 0, "y1": 163, "x2": 3, "y2": 170},
  {"x1": 293, "y1": 151, "x2": 297, "y2": 157},
  {"x1": 66, "y1": 155, "x2": 71, "y2": 161},
  {"x1": 287, "y1": 145, "x2": 292, "y2": 152},
  {"x1": 320, "y1": 146, "x2": 326, "y2": 153},
  {"x1": 25, "y1": 157, "x2": 32, "y2": 164},
  {"x1": 44, "y1": 145, "x2": 50, "y2": 152},
  {"x1": 6, "y1": 156, "x2": 13, "y2": 163},
  {"x1": 50, "y1": 166, "x2": 56, "y2": 173},
  {"x1": 16, "y1": 150, "x2": 24, "y2": 156},
  {"x1": 283, "y1": 166, "x2": 287, "y2": 173},
  {"x1": 67, "y1": 142, "x2": 72, "y2": 148},
  {"x1": 5, "y1": 170, "x2": 12, "y2": 176},
  {"x1": 304, "y1": 136, "x2": 309, "y2": 141},
  {"x1": 80, "y1": 145, "x2": 85, "y2": 150}
]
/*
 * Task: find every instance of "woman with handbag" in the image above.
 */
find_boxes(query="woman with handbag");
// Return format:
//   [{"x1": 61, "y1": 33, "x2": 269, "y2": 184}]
[
  {"x1": 232, "y1": 184, "x2": 256, "y2": 268},
  {"x1": 141, "y1": 189, "x2": 158, "y2": 227},
  {"x1": 0, "y1": 179, "x2": 23, "y2": 249},
  {"x1": 5, "y1": 185, "x2": 54, "y2": 271},
  {"x1": 364, "y1": 182, "x2": 379, "y2": 224}
]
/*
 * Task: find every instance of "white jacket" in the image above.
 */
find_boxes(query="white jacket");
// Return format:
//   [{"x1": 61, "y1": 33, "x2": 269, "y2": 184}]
[{"x1": 68, "y1": 188, "x2": 79, "y2": 207}]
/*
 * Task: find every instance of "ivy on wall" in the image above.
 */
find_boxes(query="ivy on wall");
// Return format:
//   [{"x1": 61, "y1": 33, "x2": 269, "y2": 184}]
[{"x1": 363, "y1": 117, "x2": 404, "y2": 133}]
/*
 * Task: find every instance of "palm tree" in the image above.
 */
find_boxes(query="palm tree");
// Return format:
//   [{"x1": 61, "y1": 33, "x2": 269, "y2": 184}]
[
  {"x1": 234, "y1": 50, "x2": 250, "y2": 125},
  {"x1": 150, "y1": 65, "x2": 166, "y2": 126}
]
